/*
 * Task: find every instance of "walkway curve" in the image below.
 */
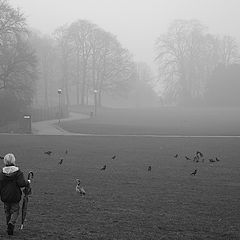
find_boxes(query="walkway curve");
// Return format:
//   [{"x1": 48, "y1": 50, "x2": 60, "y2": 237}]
[
  {"x1": 32, "y1": 112, "x2": 89, "y2": 135},
  {"x1": 24, "y1": 112, "x2": 240, "y2": 138}
]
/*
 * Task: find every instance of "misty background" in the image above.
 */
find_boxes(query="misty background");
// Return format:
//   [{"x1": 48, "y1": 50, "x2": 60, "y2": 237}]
[{"x1": 1, "y1": 0, "x2": 240, "y2": 131}]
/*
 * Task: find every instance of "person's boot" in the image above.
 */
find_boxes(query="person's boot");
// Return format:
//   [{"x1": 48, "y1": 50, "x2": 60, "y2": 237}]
[{"x1": 7, "y1": 223, "x2": 14, "y2": 235}]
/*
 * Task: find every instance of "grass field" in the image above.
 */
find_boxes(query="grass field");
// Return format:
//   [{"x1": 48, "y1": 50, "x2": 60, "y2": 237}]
[{"x1": 0, "y1": 134, "x2": 239, "y2": 239}]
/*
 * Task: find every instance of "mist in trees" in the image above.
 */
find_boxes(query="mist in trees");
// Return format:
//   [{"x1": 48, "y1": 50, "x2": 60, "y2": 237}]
[
  {"x1": 155, "y1": 19, "x2": 240, "y2": 106},
  {"x1": 0, "y1": 0, "x2": 38, "y2": 124},
  {"x1": 32, "y1": 19, "x2": 140, "y2": 110},
  {"x1": 2, "y1": 0, "x2": 240, "y2": 128}
]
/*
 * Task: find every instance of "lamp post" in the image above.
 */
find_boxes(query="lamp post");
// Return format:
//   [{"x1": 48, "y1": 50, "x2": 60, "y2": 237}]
[
  {"x1": 93, "y1": 89, "x2": 98, "y2": 116},
  {"x1": 57, "y1": 88, "x2": 62, "y2": 125}
]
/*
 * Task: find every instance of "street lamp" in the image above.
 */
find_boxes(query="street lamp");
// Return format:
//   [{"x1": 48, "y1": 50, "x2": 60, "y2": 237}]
[
  {"x1": 93, "y1": 89, "x2": 98, "y2": 116},
  {"x1": 57, "y1": 88, "x2": 62, "y2": 125}
]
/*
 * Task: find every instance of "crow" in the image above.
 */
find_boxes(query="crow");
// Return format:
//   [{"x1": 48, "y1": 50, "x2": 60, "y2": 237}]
[
  {"x1": 0, "y1": 155, "x2": 4, "y2": 160},
  {"x1": 190, "y1": 169, "x2": 197, "y2": 176},
  {"x1": 58, "y1": 159, "x2": 64, "y2": 165},
  {"x1": 215, "y1": 157, "x2": 220, "y2": 162},
  {"x1": 193, "y1": 156, "x2": 199, "y2": 162},
  {"x1": 209, "y1": 159, "x2": 215, "y2": 163},
  {"x1": 185, "y1": 156, "x2": 191, "y2": 161},
  {"x1": 44, "y1": 151, "x2": 52, "y2": 156},
  {"x1": 112, "y1": 155, "x2": 116, "y2": 160},
  {"x1": 174, "y1": 154, "x2": 178, "y2": 158},
  {"x1": 148, "y1": 166, "x2": 152, "y2": 171},
  {"x1": 196, "y1": 151, "x2": 203, "y2": 158},
  {"x1": 101, "y1": 165, "x2": 106, "y2": 171},
  {"x1": 76, "y1": 179, "x2": 86, "y2": 196}
]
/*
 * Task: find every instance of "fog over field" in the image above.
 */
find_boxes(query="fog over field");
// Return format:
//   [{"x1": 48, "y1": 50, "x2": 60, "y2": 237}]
[
  {"x1": 1, "y1": 1, "x2": 240, "y2": 239},
  {"x1": 0, "y1": 0, "x2": 239, "y2": 121}
]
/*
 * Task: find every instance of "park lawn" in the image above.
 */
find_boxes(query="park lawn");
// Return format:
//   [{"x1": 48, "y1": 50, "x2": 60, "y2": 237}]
[
  {"x1": 62, "y1": 107, "x2": 240, "y2": 136},
  {"x1": 0, "y1": 134, "x2": 239, "y2": 239}
]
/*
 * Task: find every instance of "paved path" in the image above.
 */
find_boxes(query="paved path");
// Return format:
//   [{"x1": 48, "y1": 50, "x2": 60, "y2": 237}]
[
  {"x1": 32, "y1": 112, "x2": 89, "y2": 135},
  {"x1": 30, "y1": 112, "x2": 240, "y2": 138}
]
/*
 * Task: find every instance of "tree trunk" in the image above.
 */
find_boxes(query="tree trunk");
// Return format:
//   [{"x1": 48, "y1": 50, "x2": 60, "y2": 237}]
[{"x1": 76, "y1": 50, "x2": 80, "y2": 105}]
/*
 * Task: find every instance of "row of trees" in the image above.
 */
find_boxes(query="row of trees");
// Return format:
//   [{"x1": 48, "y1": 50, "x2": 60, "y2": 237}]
[
  {"x1": 32, "y1": 20, "x2": 142, "y2": 109},
  {"x1": 0, "y1": 0, "x2": 156, "y2": 125},
  {"x1": 155, "y1": 19, "x2": 240, "y2": 105}
]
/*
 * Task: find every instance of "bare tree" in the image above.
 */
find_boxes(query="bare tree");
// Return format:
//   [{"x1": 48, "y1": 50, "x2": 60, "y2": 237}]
[
  {"x1": 0, "y1": 0, "x2": 26, "y2": 39},
  {"x1": 68, "y1": 20, "x2": 95, "y2": 105},
  {"x1": 0, "y1": 33, "x2": 37, "y2": 104}
]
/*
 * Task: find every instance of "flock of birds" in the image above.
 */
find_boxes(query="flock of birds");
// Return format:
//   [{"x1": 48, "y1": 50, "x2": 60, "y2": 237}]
[
  {"x1": 42, "y1": 149, "x2": 222, "y2": 196},
  {"x1": 174, "y1": 150, "x2": 221, "y2": 176}
]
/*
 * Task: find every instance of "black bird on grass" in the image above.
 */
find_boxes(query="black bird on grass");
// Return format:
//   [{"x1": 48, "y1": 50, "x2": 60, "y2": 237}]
[
  {"x1": 111, "y1": 155, "x2": 116, "y2": 160},
  {"x1": 101, "y1": 165, "x2": 106, "y2": 171},
  {"x1": 209, "y1": 159, "x2": 215, "y2": 163},
  {"x1": 196, "y1": 151, "x2": 203, "y2": 158},
  {"x1": 174, "y1": 154, "x2": 178, "y2": 158},
  {"x1": 190, "y1": 169, "x2": 197, "y2": 176},
  {"x1": 148, "y1": 166, "x2": 152, "y2": 171},
  {"x1": 193, "y1": 156, "x2": 199, "y2": 162},
  {"x1": 44, "y1": 151, "x2": 52, "y2": 156},
  {"x1": 58, "y1": 159, "x2": 64, "y2": 165}
]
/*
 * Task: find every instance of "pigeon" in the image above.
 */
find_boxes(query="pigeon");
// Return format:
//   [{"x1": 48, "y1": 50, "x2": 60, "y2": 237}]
[
  {"x1": 58, "y1": 159, "x2": 64, "y2": 165},
  {"x1": 209, "y1": 159, "x2": 215, "y2": 163},
  {"x1": 190, "y1": 169, "x2": 197, "y2": 176},
  {"x1": 196, "y1": 151, "x2": 203, "y2": 158},
  {"x1": 111, "y1": 155, "x2": 116, "y2": 160},
  {"x1": 148, "y1": 166, "x2": 152, "y2": 171},
  {"x1": 0, "y1": 155, "x2": 4, "y2": 160},
  {"x1": 75, "y1": 179, "x2": 86, "y2": 196},
  {"x1": 44, "y1": 151, "x2": 52, "y2": 156},
  {"x1": 215, "y1": 157, "x2": 220, "y2": 162},
  {"x1": 185, "y1": 156, "x2": 191, "y2": 161},
  {"x1": 193, "y1": 156, "x2": 199, "y2": 162},
  {"x1": 101, "y1": 165, "x2": 106, "y2": 171},
  {"x1": 174, "y1": 154, "x2": 178, "y2": 158}
]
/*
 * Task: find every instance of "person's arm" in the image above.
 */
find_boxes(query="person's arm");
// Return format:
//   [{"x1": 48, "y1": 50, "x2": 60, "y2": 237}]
[{"x1": 17, "y1": 171, "x2": 30, "y2": 188}]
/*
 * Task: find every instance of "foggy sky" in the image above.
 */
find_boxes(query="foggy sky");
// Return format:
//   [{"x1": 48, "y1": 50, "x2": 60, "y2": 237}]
[{"x1": 9, "y1": 0, "x2": 240, "y2": 73}]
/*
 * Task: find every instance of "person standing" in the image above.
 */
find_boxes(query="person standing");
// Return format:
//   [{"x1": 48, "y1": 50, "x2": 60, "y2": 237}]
[{"x1": 0, "y1": 153, "x2": 30, "y2": 235}]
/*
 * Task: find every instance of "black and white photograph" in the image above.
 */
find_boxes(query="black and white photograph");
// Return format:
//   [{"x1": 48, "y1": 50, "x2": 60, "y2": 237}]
[{"x1": 0, "y1": 0, "x2": 239, "y2": 239}]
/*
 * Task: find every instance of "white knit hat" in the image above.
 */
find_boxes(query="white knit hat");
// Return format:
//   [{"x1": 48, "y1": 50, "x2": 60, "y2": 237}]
[{"x1": 3, "y1": 153, "x2": 16, "y2": 166}]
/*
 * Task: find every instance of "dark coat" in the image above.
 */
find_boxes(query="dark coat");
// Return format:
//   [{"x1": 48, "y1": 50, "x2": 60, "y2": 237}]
[{"x1": 0, "y1": 166, "x2": 29, "y2": 203}]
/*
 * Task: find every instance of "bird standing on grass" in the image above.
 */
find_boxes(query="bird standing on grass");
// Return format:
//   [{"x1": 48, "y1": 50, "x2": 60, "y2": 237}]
[
  {"x1": 209, "y1": 159, "x2": 215, "y2": 163},
  {"x1": 75, "y1": 179, "x2": 86, "y2": 196},
  {"x1": 196, "y1": 151, "x2": 203, "y2": 158},
  {"x1": 111, "y1": 155, "x2": 116, "y2": 160},
  {"x1": 101, "y1": 165, "x2": 106, "y2": 171},
  {"x1": 58, "y1": 159, "x2": 63, "y2": 165},
  {"x1": 44, "y1": 151, "x2": 52, "y2": 156},
  {"x1": 148, "y1": 166, "x2": 152, "y2": 171},
  {"x1": 190, "y1": 169, "x2": 197, "y2": 176}
]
